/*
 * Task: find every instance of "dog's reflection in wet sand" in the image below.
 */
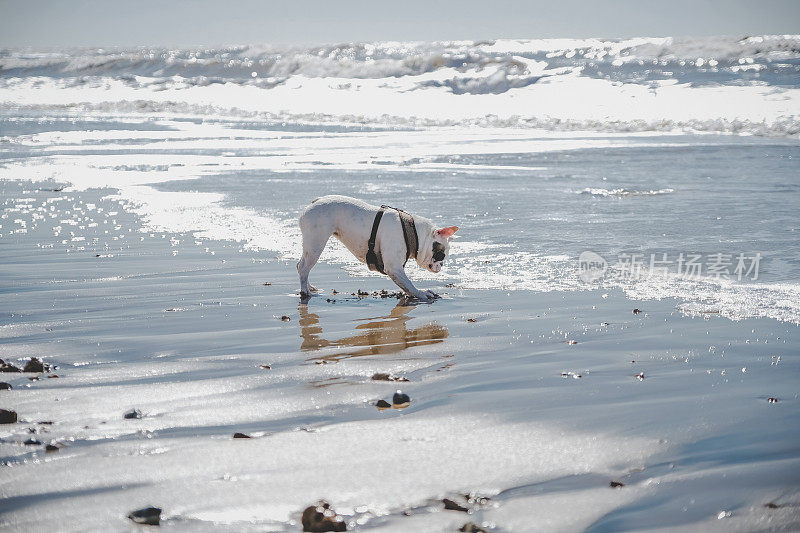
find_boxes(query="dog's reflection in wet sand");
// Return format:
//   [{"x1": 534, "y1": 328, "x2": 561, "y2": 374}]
[{"x1": 299, "y1": 301, "x2": 448, "y2": 364}]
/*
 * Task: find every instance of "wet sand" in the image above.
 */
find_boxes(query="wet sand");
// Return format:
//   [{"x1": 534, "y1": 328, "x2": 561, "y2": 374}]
[{"x1": 1, "y1": 181, "x2": 799, "y2": 531}]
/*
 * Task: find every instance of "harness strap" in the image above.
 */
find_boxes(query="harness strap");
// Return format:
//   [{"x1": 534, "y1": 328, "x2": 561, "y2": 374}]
[
  {"x1": 366, "y1": 206, "x2": 386, "y2": 274},
  {"x1": 366, "y1": 205, "x2": 417, "y2": 274}
]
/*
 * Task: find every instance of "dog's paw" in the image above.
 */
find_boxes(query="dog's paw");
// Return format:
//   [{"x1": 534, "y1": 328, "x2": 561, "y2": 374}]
[{"x1": 416, "y1": 290, "x2": 438, "y2": 302}]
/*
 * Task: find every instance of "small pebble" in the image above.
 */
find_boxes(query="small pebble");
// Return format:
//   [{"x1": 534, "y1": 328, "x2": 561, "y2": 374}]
[
  {"x1": 371, "y1": 373, "x2": 408, "y2": 382},
  {"x1": 767, "y1": 397, "x2": 778, "y2": 403},
  {"x1": 45, "y1": 444, "x2": 60, "y2": 453},
  {"x1": 566, "y1": 340, "x2": 578, "y2": 345},
  {"x1": 258, "y1": 365, "x2": 271, "y2": 370},
  {"x1": 262, "y1": 282, "x2": 271, "y2": 286},
  {"x1": 0, "y1": 409, "x2": 18, "y2": 424},
  {"x1": 764, "y1": 502, "x2": 780, "y2": 509},
  {"x1": 123, "y1": 409, "x2": 142, "y2": 420},
  {"x1": 23, "y1": 357, "x2": 49, "y2": 373},
  {"x1": 375, "y1": 400, "x2": 391, "y2": 409},
  {"x1": 443, "y1": 498, "x2": 469, "y2": 512},
  {"x1": 466, "y1": 318, "x2": 477, "y2": 323},
  {"x1": 392, "y1": 391, "x2": 410, "y2": 405},
  {"x1": 609, "y1": 481, "x2": 625, "y2": 488},
  {"x1": 128, "y1": 507, "x2": 162, "y2": 525},
  {"x1": 635, "y1": 373, "x2": 645, "y2": 381},
  {"x1": 24, "y1": 438, "x2": 41, "y2": 445},
  {"x1": 281, "y1": 315, "x2": 291, "y2": 321},
  {"x1": 301, "y1": 501, "x2": 347, "y2": 532},
  {"x1": 233, "y1": 432, "x2": 251, "y2": 439},
  {"x1": 0, "y1": 382, "x2": 12, "y2": 390},
  {"x1": 632, "y1": 308, "x2": 642, "y2": 314}
]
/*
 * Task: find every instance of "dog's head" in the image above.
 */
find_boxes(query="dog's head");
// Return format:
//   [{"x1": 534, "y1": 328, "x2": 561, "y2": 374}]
[{"x1": 426, "y1": 226, "x2": 458, "y2": 273}]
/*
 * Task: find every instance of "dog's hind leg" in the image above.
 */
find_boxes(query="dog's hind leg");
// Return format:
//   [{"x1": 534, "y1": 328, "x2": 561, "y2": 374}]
[{"x1": 297, "y1": 220, "x2": 332, "y2": 296}]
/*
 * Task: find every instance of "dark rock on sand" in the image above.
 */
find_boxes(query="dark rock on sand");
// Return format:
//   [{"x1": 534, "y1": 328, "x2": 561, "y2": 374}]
[
  {"x1": 392, "y1": 391, "x2": 410, "y2": 405},
  {"x1": 128, "y1": 506, "x2": 162, "y2": 525},
  {"x1": 609, "y1": 481, "x2": 625, "y2": 488},
  {"x1": 259, "y1": 365, "x2": 271, "y2": 370},
  {"x1": 460, "y1": 522, "x2": 489, "y2": 533},
  {"x1": 443, "y1": 498, "x2": 469, "y2": 512},
  {"x1": 466, "y1": 318, "x2": 477, "y2": 323},
  {"x1": 233, "y1": 432, "x2": 251, "y2": 439},
  {"x1": 375, "y1": 400, "x2": 391, "y2": 408},
  {"x1": 23, "y1": 358, "x2": 50, "y2": 373},
  {"x1": 767, "y1": 397, "x2": 779, "y2": 403},
  {"x1": 0, "y1": 382, "x2": 12, "y2": 390},
  {"x1": 45, "y1": 444, "x2": 60, "y2": 453},
  {"x1": 633, "y1": 308, "x2": 642, "y2": 314},
  {"x1": 764, "y1": 502, "x2": 780, "y2": 509},
  {"x1": 0, "y1": 409, "x2": 18, "y2": 424},
  {"x1": 371, "y1": 373, "x2": 409, "y2": 382},
  {"x1": 123, "y1": 409, "x2": 142, "y2": 419},
  {"x1": 24, "y1": 438, "x2": 41, "y2": 445},
  {"x1": 301, "y1": 501, "x2": 347, "y2": 532},
  {"x1": 0, "y1": 359, "x2": 22, "y2": 372}
]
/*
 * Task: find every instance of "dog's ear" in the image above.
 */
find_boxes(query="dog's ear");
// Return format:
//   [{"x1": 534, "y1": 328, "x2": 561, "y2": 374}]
[{"x1": 436, "y1": 226, "x2": 459, "y2": 238}]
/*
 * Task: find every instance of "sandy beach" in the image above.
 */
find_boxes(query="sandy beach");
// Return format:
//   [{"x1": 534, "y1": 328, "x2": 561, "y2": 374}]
[{"x1": 1, "y1": 34, "x2": 800, "y2": 532}]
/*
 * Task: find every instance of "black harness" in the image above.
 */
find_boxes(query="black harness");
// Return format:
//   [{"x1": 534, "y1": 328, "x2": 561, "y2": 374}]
[{"x1": 366, "y1": 205, "x2": 418, "y2": 274}]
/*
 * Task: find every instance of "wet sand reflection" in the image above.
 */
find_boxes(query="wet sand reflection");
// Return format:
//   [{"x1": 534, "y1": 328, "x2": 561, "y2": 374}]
[{"x1": 299, "y1": 301, "x2": 448, "y2": 364}]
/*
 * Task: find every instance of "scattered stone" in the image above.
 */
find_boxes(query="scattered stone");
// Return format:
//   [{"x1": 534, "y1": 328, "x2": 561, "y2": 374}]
[
  {"x1": 0, "y1": 360, "x2": 22, "y2": 372},
  {"x1": 47, "y1": 374, "x2": 59, "y2": 378},
  {"x1": 0, "y1": 409, "x2": 18, "y2": 424},
  {"x1": 24, "y1": 438, "x2": 41, "y2": 445},
  {"x1": 123, "y1": 409, "x2": 142, "y2": 420},
  {"x1": 0, "y1": 382, "x2": 11, "y2": 390},
  {"x1": 764, "y1": 502, "x2": 780, "y2": 509},
  {"x1": 566, "y1": 340, "x2": 578, "y2": 345},
  {"x1": 281, "y1": 315, "x2": 291, "y2": 321},
  {"x1": 128, "y1": 507, "x2": 162, "y2": 526},
  {"x1": 233, "y1": 432, "x2": 251, "y2": 439},
  {"x1": 375, "y1": 400, "x2": 391, "y2": 409},
  {"x1": 460, "y1": 522, "x2": 489, "y2": 533},
  {"x1": 635, "y1": 373, "x2": 645, "y2": 381},
  {"x1": 466, "y1": 318, "x2": 477, "y2": 323},
  {"x1": 262, "y1": 282, "x2": 272, "y2": 286},
  {"x1": 357, "y1": 289, "x2": 369, "y2": 296},
  {"x1": 609, "y1": 481, "x2": 625, "y2": 488},
  {"x1": 38, "y1": 421, "x2": 54, "y2": 425},
  {"x1": 392, "y1": 391, "x2": 410, "y2": 405},
  {"x1": 443, "y1": 498, "x2": 469, "y2": 512},
  {"x1": 45, "y1": 444, "x2": 60, "y2": 453},
  {"x1": 301, "y1": 501, "x2": 347, "y2": 532},
  {"x1": 28, "y1": 376, "x2": 39, "y2": 381},
  {"x1": 259, "y1": 365, "x2": 271, "y2": 370},
  {"x1": 371, "y1": 373, "x2": 408, "y2": 382},
  {"x1": 767, "y1": 397, "x2": 778, "y2": 403},
  {"x1": 23, "y1": 358, "x2": 50, "y2": 373},
  {"x1": 632, "y1": 308, "x2": 642, "y2": 314}
]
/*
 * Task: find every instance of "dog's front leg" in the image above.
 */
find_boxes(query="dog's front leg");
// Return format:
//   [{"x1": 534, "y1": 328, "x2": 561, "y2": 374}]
[{"x1": 387, "y1": 268, "x2": 436, "y2": 302}]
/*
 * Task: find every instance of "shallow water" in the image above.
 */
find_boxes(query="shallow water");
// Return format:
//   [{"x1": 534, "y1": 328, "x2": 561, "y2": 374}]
[{"x1": 1, "y1": 35, "x2": 800, "y2": 531}]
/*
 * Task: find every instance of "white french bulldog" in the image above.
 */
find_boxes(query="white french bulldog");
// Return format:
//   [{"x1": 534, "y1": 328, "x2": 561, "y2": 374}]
[{"x1": 298, "y1": 195, "x2": 458, "y2": 302}]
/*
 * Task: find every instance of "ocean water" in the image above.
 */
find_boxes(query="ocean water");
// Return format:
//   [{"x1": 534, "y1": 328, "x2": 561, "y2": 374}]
[{"x1": 1, "y1": 35, "x2": 799, "y2": 322}]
